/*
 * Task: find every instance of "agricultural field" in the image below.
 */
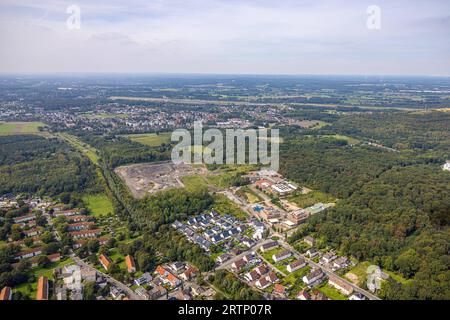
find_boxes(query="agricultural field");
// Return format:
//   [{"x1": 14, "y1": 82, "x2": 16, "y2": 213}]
[
  {"x1": 123, "y1": 132, "x2": 172, "y2": 147},
  {"x1": 83, "y1": 193, "x2": 114, "y2": 217},
  {"x1": 0, "y1": 121, "x2": 46, "y2": 135}
]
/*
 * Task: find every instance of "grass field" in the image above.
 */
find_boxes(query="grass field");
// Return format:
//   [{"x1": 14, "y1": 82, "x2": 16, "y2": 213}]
[
  {"x1": 0, "y1": 121, "x2": 46, "y2": 135},
  {"x1": 123, "y1": 132, "x2": 172, "y2": 147},
  {"x1": 57, "y1": 132, "x2": 100, "y2": 164},
  {"x1": 322, "y1": 134, "x2": 361, "y2": 145},
  {"x1": 83, "y1": 193, "x2": 114, "y2": 217},
  {"x1": 181, "y1": 175, "x2": 209, "y2": 192},
  {"x1": 287, "y1": 190, "x2": 335, "y2": 208},
  {"x1": 211, "y1": 193, "x2": 248, "y2": 220}
]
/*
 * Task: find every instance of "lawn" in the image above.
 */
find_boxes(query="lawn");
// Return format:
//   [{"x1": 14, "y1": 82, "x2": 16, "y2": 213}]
[
  {"x1": 322, "y1": 134, "x2": 361, "y2": 145},
  {"x1": 123, "y1": 132, "x2": 172, "y2": 147},
  {"x1": 109, "y1": 248, "x2": 126, "y2": 270},
  {"x1": 287, "y1": 190, "x2": 335, "y2": 208},
  {"x1": 345, "y1": 261, "x2": 371, "y2": 285},
  {"x1": 317, "y1": 283, "x2": 348, "y2": 300},
  {"x1": 0, "y1": 121, "x2": 46, "y2": 135},
  {"x1": 260, "y1": 247, "x2": 285, "y2": 264},
  {"x1": 83, "y1": 193, "x2": 114, "y2": 217},
  {"x1": 181, "y1": 175, "x2": 209, "y2": 192}
]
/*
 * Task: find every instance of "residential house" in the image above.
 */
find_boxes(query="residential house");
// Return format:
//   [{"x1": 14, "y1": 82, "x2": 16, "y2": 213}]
[
  {"x1": 332, "y1": 257, "x2": 349, "y2": 270},
  {"x1": 36, "y1": 276, "x2": 48, "y2": 300},
  {"x1": 306, "y1": 248, "x2": 319, "y2": 258},
  {"x1": 255, "y1": 277, "x2": 270, "y2": 290},
  {"x1": 216, "y1": 253, "x2": 232, "y2": 264},
  {"x1": 231, "y1": 259, "x2": 247, "y2": 272},
  {"x1": 320, "y1": 252, "x2": 337, "y2": 264},
  {"x1": 328, "y1": 276, "x2": 353, "y2": 296},
  {"x1": 170, "y1": 262, "x2": 185, "y2": 272},
  {"x1": 254, "y1": 265, "x2": 269, "y2": 276},
  {"x1": 14, "y1": 247, "x2": 43, "y2": 260},
  {"x1": 67, "y1": 222, "x2": 94, "y2": 231},
  {"x1": 260, "y1": 241, "x2": 278, "y2": 252},
  {"x1": 166, "y1": 273, "x2": 181, "y2": 287},
  {"x1": 272, "y1": 250, "x2": 291, "y2": 263},
  {"x1": 149, "y1": 285, "x2": 167, "y2": 300},
  {"x1": 69, "y1": 228, "x2": 102, "y2": 240},
  {"x1": 0, "y1": 287, "x2": 12, "y2": 300},
  {"x1": 22, "y1": 228, "x2": 41, "y2": 237},
  {"x1": 349, "y1": 293, "x2": 367, "y2": 300},
  {"x1": 125, "y1": 255, "x2": 136, "y2": 273},
  {"x1": 110, "y1": 287, "x2": 123, "y2": 300},
  {"x1": 303, "y1": 236, "x2": 315, "y2": 246},
  {"x1": 62, "y1": 264, "x2": 82, "y2": 291},
  {"x1": 311, "y1": 290, "x2": 329, "y2": 300},
  {"x1": 13, "y1": 214, "x2": 36, "y2": 224},
  {"x1": 67, "y1": 215, "x2": 89, "y2": 222},
  {"x1": 99, "y1": 254, "x2": 111, "y2": 271},
  {"x1": 134, "y1": 273, "x2": 152, "y2": 286},
  {"x1": 303, "y1": 268, "x2": 325, "y2": 286},
  {"x1": 267, "y1": 272, "x2": 278, "y2": 283},
  {"x1": 245, "y1": 270, "x2": 260, "y2": 282},
  {"x1": 296, "y1": 289, "x2": 310, "y2": 300},
  {"x1": 272, "y1": 284, "x2": 286, "y2": 297},
  {"x1": 180, "y1": 267, "x2": 198, "y2": 281},
  {"x1": 287, "y1": 258, "x2": 306, "y2": 273}
]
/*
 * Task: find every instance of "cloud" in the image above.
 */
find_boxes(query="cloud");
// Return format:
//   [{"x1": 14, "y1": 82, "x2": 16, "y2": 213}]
[{"x1": 0, "y1": 0, "x2": 449, "y2": 75}]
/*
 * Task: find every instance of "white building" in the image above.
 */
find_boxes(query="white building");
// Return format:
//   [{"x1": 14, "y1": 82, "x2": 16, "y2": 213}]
[{"x1": 443, "y1": 161, "x2": 450, "y2": 171}]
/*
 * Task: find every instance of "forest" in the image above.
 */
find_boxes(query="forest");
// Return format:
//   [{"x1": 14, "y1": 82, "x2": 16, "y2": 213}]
[
  {"x1": 0, "y1": 135, "x2": 101, "y2": 196},
  {"x1": 285, "y1": 111, "x2": 450, "y2": 300}
]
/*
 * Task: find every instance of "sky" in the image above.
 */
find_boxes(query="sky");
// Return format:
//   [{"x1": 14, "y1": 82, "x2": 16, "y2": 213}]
[{"x1": 0, "y1": 0, "x2": 449, "y2": 76}]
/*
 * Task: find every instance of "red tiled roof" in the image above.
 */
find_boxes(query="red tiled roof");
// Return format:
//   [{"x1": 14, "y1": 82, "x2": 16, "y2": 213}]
[
  {"x1": 99, "y1": 254, "x2": 111, "y2": 270},
  {"x1": 155, "y1": 265, "x2": 167, "y2": 276},
  {"x1": 125, "y1": 255, "x2": 136, "y2": 273},
  {"x1": 69, "y1": 228, "x2": 102, "y2": 237},
  {"x1": 0, "y1": 287, "x2": 11, "y2": 300},
  {"x1": 36, "y1": 276, "x2": 48, "y2": 300},
  {"x1": 273, "y1": 284, "x2": 286, "y2": 294}
]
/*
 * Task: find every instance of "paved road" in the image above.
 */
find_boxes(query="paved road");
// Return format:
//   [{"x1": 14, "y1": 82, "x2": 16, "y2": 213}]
[
  {"x1": 279, "y1": 241, "x2": 381, "y2": 300},
  {"x1": 71, "y1": 254, "x2": 142, "y2": 300}
]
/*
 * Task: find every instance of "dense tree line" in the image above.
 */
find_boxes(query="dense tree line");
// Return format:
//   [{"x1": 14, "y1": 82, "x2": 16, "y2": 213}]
[
  {"x1": 79, "y1": 134, "x2": 171, "y2": 168},
  {"x1": 0, "y1": 135, "x2": 101, "y2": 196},
  {"x1": 328, "y1": 111, "x2": 450, "y2": 153},
  {"x1": 210, "y1": 270, "x2": 262, "y2": 300},
  {"x1": 284, "y1": 113, "x2": 450, "y2": 300}
]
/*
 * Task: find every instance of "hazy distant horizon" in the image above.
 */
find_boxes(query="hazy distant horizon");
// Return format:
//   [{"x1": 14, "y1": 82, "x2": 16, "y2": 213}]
[
  {"x1": 1, "y1": 0, "x2": 449, "y2": 76},
  {"x1": 1, "y1": 72, "x2": 449, "y2": 79}
]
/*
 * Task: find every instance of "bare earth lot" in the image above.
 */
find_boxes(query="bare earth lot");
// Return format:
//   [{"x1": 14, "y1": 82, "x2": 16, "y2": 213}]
[{"x1": 115, "y1": 161, "x2": 206, "y2": 198}]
